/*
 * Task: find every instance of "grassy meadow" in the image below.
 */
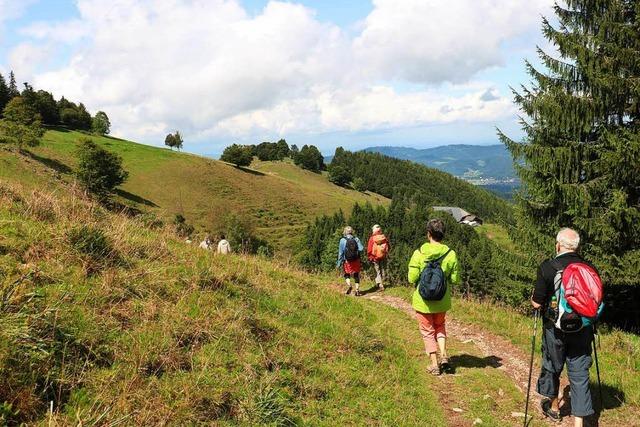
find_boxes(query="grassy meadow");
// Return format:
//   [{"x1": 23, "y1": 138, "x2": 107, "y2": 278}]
[
  {"x1": 0, "y1": 129, "x2": 387, "y2": 251},
  {"x1": 0, "y1": 181, "x2": 439, "y2": 426}
]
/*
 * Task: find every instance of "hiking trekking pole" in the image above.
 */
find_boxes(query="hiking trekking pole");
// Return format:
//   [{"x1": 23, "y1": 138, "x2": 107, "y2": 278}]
[
  {"x1": 524, "y1": 309, "x2": 539, "y2": 427},
  {"x1": 592, "y1": 326, "x2": 603, "y2": 411}
]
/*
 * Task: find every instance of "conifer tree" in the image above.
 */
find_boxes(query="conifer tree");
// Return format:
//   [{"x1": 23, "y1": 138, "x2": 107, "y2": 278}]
[
  {"x1": 0, "y1": 73, "x2": 9, "y2": 114},
  {"x1": 499, "y1": 1, "x2": 640, "y2": 272},
  {"x1": 8, "y1": 71, "x2": 19, "y2": 98}
]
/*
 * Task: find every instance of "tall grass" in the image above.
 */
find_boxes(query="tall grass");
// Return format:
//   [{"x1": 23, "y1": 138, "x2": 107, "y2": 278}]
[{"x1": 0, "y1": 181, "x2": 444, "y2": 426}]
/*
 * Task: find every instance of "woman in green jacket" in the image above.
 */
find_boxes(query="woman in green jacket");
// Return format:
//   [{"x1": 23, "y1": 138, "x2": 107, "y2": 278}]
[{"x1": 408, "y1": 219, "x2": 460, "y2": 375}]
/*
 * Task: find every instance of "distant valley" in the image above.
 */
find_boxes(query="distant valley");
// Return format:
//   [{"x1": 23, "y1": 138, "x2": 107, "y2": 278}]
[{"x1": 362, "y1": 144, "x2": 517, "y2": 183}]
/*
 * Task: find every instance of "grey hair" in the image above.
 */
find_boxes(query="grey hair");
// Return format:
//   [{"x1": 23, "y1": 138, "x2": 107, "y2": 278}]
[
  {"x1": 372, "y1": 224, "x2": 381, "y2": 232},
  {"x1": 556, "y1": 228, "x2": 580, "y2": 251},
  {"x1": 343, "y1": 226, "x2": 353, "y2": 236}
]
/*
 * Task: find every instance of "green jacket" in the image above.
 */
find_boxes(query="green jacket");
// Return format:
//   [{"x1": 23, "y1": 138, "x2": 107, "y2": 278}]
[{"x1": 408, "y1": 242, "x2": 461, "y2": 314}]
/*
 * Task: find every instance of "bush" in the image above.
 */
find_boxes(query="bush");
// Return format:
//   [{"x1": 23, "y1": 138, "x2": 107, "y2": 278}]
[
  {"x1": 220, "y1": 144, "x2": 253, "y2": 167},
  {"x1": 352, "y1": 177, "x2": 367, "y2": 192},
  {"x1": 0, "y1": 96, "x2": 44, "y2": 148},
  {"x1": 328, "y1": 164, "x2": 351, "y2": 187},
  {"x1": 76, "y1": 138, "x2": 128, "y2": 200}
]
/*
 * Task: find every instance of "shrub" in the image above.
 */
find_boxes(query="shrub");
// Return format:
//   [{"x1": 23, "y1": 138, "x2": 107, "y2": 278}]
[
  {"x1": 76, "y1": 138, "x2": 128, "y2": 200},
  {"x1": 328, "y1": 164, "x2": 351, "y2": 187},
  {"x1": 352, "y1": 177, "x2": 366, "y2": 192},
  {"x1": 220, "y1": 144, "x2": 253, "y2": 167}
]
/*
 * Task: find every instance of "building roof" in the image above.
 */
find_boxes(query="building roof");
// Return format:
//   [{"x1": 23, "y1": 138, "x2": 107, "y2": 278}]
[{"x1": 432, "y1": 206, "x2": 483, "y2": 224}]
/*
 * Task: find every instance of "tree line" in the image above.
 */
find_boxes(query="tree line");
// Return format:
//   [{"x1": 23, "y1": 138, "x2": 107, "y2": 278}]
[
  {"x1": 0, "y1": 71, "x2": 111, "y2": 134},
  {"x1": 328, "y1": 147, "x2": 514, "y2": 224},
  {"x1": 220, "y1": 140, "x2": 325, "y2": 172},
  {"x1": 0, "y1": 71, "x2": 111, "y2": 149}
]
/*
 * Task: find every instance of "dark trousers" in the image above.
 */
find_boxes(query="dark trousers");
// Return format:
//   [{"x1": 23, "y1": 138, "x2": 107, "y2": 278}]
[
  {"x1": 343, "y1": 272, "x2": 360, "y2": 283},
  {"x1": 537, "y1": 325, "x2": 594, "y2": 417}
]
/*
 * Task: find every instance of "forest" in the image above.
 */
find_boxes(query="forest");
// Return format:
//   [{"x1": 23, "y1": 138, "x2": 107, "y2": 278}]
[{"x1": 328, "y1": 147, "x2": 514, "y2": 224}]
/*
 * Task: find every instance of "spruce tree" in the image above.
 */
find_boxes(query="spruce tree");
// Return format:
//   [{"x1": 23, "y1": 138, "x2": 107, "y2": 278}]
[
  {"x1": 499, "y1": 1, "x2": 640, "y2": 279},
  {"x1": 0, "y1": 73, "x2": 9, "y2": 114},
  {"x1": 8, "y1": 71, "x2": 19, "y2": 98}
]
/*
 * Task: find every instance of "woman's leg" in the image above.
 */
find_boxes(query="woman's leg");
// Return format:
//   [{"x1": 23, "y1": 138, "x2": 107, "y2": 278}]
[
  {"x1": 343, "y1": 272, "x2": 352, "y2": 294},
  {"x1": 433, "y1": 312, "x2": 447, "y2": 358},
  {"x1": 353, "y1": 272, "x2": 361, "y2": 295},
  {"x1": 416, "y1": 312, "x2": 439, "y2": 369}
]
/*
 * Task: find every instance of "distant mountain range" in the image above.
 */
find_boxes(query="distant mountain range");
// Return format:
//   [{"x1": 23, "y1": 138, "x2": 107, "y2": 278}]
[{"x1": 361, "y1": 144, "x2": 517, "y2": 184}]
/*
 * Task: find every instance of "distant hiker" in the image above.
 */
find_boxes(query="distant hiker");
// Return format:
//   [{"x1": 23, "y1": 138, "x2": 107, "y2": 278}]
[
  {"x1": 217, "y1": 234, "x2": 232, "y2": 254},
  {"x1": 367, "y1": 224, "x2": 390, "y2": 290},
  {"x1": 199, "y1": 235, "x2": 213, "y2": 250},
  {"x1": 408, "y1": 219, "x2": 460, "y2": 376},
  {"x1": 531, "y1": 228, "x2": 603, "y2": 426},
  {"x1": 337, "y1": 226, "x2": 364, "y2": 296}
]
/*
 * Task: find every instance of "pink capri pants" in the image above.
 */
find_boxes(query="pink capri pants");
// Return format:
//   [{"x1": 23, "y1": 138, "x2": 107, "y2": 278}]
[{"x1": 415, "y1": 312, "x2": 447, "y2": 354}]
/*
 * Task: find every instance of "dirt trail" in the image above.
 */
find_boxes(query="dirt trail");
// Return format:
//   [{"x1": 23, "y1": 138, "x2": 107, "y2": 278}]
[{"x1": 362, "y1": 292, "x2": 574, "y2": 427}]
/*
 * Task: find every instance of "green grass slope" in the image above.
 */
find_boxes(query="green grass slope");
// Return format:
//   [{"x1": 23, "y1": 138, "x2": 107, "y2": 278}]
[
  {"x1": 0, "y1": 129, "x2": 387, "y2": 250},
  {"x1": 0, "y1": 180, "x2": 441, "y2": 426}
]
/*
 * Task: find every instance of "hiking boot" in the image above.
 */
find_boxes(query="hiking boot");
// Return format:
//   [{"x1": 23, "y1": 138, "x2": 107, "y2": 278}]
[
  {"x1": 541, "y1": 399, "x2": 562, "y2": 422},
  {"x1": 440, "y1": 357, "x2": 452, "y2": 374},
  {"x1": 378, "y1": 284, "x2": 385, "y2": 291},
  {"x1": 355, "y1": 289, "x2": 362, "y2": 297},
  {"x1": 345, "y1": 286, "x2": 352, "y2": 295}
]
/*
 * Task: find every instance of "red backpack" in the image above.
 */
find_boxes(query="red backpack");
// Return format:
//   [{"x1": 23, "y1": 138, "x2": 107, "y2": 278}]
[{"x1": 561, "y1": 263, "x2": 603, "y2": 318}]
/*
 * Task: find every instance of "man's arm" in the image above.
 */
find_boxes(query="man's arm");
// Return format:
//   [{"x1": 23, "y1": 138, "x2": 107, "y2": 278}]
[
  {"x1": 531, "y1": 263, "x2": 548, "y2": 309},
  {"x1": 336, "y1": 239, "x2": 345, "y2": 267}
]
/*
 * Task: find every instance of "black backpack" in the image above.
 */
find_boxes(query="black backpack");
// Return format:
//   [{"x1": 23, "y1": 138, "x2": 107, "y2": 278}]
[
  {"x1": 344, "y1": 237, "x2": 360, "y2": 261},
  {"x1": 417, "y1": 249, "x2": 451, "y2": 301}
]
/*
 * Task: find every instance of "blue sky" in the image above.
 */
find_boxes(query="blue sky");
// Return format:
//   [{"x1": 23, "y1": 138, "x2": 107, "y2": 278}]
[{"x1": 0, "y1": 0, "x2": 555, "y2": 156}]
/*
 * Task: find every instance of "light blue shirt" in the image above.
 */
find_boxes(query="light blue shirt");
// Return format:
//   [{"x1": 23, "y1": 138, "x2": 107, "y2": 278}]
[{"x1": 337, "y1": 234, "x2": 363, "y2": 267}]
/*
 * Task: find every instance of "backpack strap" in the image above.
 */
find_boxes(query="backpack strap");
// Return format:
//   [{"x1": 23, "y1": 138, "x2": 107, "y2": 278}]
[
  {"x1": 422, "y1": 249, "x2": 451, "y2": 265},
  {"x1": 550, "y1": 259, "x2": 565, "y2": 300},
  {"x1": 435, "y1": 249, "x2": 452, "y2": 264}
]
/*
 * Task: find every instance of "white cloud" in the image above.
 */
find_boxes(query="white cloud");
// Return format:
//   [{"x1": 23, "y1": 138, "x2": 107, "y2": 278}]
[
  {"x1": 0, "y1": 0, "x2": 37, "y2": 45},
  {"x1": 354, "y1": 0, "x2": 554, "y2": 84},
  {"x1": 22, "y1": 0, "x2": 554, "y2": 147},
  {"x1": 7, "y1": 42, "x2": 54, "y2": 81}
]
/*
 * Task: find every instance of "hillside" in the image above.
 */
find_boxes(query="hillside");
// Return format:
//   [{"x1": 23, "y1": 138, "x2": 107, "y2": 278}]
[
  {"x1": 0, "y1": 129, "x2": 388, "y2": 250},
  {"x1": 0, "y1": 180, "x2": 444, "y2": 425},
  {"x1": 363, "y1": 144, "x2": 517, "y2": 182},
  {"x1": 1, "y1": 180, "x2": 637, "y2": 426}
]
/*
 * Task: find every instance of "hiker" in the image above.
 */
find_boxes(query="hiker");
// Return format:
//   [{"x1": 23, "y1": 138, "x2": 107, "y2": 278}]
[
  {"x1": 217, "y1": 234, "x2": 232, "y2": 254},
  {"x1": 408, "y1": 219, "x2": 460, "y2": 375},
  {"x1": 199, "y1": 235, "x2": 213, "y2": 250},
  {"x1": 367, "y1": 224, "x2": 390, "y2": 290},
  {"x1": 337, "y1": 226, "x2": 364, "y2": 296},
  {"x1": 532, "y1": 228, "x2": 601, "y2": 426}
]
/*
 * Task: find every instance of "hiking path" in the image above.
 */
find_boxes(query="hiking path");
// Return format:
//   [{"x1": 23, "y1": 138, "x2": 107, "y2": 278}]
[{"x1": 345, "y1": 285, "x2": 576, "y2": 427}]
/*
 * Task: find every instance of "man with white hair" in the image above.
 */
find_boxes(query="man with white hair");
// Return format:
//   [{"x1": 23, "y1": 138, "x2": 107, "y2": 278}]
[
  {"x1": 367, "y1": 224, "x2": 390, "y2": 290},
  {"x1": 531, "y1": 228, "x2": 596, "y2": 427}
]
